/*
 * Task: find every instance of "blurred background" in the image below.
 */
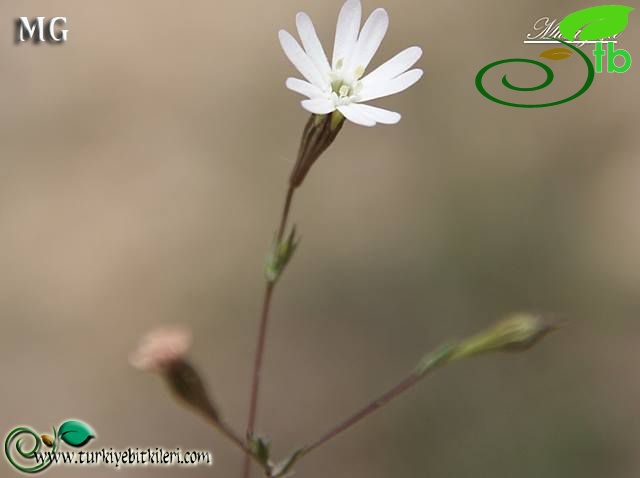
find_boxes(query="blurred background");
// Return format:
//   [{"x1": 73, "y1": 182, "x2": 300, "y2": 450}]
[{"x1": 1, "y1": 0, "x2": 639, "y2": 477}]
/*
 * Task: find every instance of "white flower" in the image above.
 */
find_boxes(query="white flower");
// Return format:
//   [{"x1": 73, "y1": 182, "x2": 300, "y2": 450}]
[{"x1": 279, "y1": 0, "x2": 423, "y2": 127}]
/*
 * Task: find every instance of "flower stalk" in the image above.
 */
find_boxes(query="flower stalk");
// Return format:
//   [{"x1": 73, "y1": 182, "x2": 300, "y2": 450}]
[
  {"x1": 300, "y1": 314, "x2": 556, "y2": 457},
  {"x1": 242, "y1": 188, "x2": 297, "y2": 478},
  {"x1": 244, "y1": 0, "x2": 427, "y2": 469}
]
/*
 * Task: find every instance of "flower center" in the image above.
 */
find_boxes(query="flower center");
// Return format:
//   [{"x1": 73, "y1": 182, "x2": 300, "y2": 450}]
[
  {"x1": 331, "y1": 79, "x2": 355, "y2": 98},
  {"x1": 329, "y1": 60, "x2": 365, "y2": 105}
]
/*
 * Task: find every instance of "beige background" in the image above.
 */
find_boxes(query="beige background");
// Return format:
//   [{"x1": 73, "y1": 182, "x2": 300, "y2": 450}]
[{"x1": 1, "y1": 0, "x2": 639, "y2": 477}]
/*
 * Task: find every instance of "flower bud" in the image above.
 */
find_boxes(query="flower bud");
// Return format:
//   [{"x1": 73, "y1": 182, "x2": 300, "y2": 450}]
[
  {"x1": 289, "y1": 112, "x2": 345, "y2": 188},
  {"x1": 414, "y1": 314, "x2": 557, "y2": 376},
  {"x1": 130, "y1": 326, "x2": 221, "y2": 424},
  {"x1": 450, "y1": 313, "x2": 557, "y2": 361},
  {"x1": 130, "y1": 325, "x2": 192, "y2": 372},
  {"x1": 164, "y1": 359, "x2": 221, "y2": 424}
]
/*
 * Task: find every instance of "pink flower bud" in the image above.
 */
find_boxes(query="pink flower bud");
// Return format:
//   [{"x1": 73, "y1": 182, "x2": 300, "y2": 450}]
[{"x1": 130, "y1": 326, "x2": 192, "y2": 372}]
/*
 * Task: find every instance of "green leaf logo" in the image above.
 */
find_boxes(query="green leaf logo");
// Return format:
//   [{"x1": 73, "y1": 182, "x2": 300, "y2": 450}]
[
  {"x1": 58, "y1": 420, "x2": 95, "y2": 448},
  {"x1": 559, "y1": 5, "x2": 634, "y2": 41}
]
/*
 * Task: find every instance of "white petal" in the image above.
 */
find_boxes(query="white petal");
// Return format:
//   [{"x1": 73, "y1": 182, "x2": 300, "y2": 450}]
[
  {"x1": 337, "y1": 104, "x2": 376, "y2": 127},
  {"x1": 332, "y1": 0, "x2": 362, "y2": 69},
  {"x1": 348, "y1": 8, "x2": 388, "y2": 74},
  {"x1": 302, "y1": 98, "x2": 336, "y2": 114},
  {"x1": 359, "y1": 69, "x2": 423, "y2": 102},
  {"x1": 352, "y1": 104, "x2": 401, "y2": 124},
  {"x1": 361, "y1": 46, "x2": 423, "y2": 86},
  {"x1": 279, "y1": 30, "x2": 326, "y2": 88},
  {"x1": 286, "y1": 78, "x2": 324, "y2": 99},
  {"x1": 296, "y1": 12, "x2": 331, "y2": 78}
]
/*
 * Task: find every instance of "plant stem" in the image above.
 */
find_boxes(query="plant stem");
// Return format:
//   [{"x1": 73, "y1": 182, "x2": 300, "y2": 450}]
[
  {"x1": 213, "y1": 419, "x2": 260, "y2": 464},
  {"x1": 242, "y1": 186, "x2": 296, "y2": 478},
  {"x1": 203, "y1": 416, "x2": 271, "y2": 474},
  {"x1": 301, "y1": 365, "x2": 440, "y2": 457},
  {"x1": 276, "y1": 187, "x2": 295, "y2": 242}
]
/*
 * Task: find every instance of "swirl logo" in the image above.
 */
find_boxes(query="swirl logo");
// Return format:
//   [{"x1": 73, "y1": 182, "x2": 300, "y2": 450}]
[
  {"x1": 4, "y1": 420, "x2": 95, "y2": 474},
  {"x1": 476, "y1": 5, "x2": 634, "y2": 108}
]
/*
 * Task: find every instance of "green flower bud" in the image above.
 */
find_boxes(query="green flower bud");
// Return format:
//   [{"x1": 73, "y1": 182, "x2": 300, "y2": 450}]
[
  {"x1": 450, "y1": 313, "x2": 557, "y2": 361},
  {"x1": 415, "y1": 314, "x2": 557, "y2": 375}
]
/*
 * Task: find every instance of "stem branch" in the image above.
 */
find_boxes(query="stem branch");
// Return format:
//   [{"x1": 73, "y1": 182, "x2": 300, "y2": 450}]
[
  {"x1": 301, "y1": 365, "x2": 441, "y2": 456},
  {"x1": 214, "y1": 419, "x2": 259, "y2": 463}
]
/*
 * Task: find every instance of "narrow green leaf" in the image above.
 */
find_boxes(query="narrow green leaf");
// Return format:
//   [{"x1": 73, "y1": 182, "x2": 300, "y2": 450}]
[
  {"x1": 271, "y1": 449, "x2": 304, "y2": 478},
  {"x1": 265, "y1": 226, "x2": 300, "y2": 283},
  {"x1": 248, "y1": 434, "x2": 271, "y2": 467}
]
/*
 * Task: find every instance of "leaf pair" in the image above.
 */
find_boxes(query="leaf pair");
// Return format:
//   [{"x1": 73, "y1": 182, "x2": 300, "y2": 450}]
[
  {"x1": 265, "y1": 227, "x2": 300, "y2": 283},
  {"x1": 248, "y1": 434, "x2": 303, "y2": 478}
]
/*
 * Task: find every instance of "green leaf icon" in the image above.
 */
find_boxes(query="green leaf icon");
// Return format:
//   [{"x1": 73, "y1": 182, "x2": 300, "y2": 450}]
[
  {"x1": 58, "y1": 420, "x2": 95, "y2": 447},
  {"x1": 559, "y1": 5, "x2": 634, "y2": 41}
]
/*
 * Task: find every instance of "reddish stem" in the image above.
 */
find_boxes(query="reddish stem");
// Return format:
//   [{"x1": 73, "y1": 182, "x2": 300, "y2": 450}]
[
  {"x1": 301, "y1": 368, "x2": 436, "y2": 457},
  {"x1": 242, "y1": 186, "x2": 295, "y2": 478}
]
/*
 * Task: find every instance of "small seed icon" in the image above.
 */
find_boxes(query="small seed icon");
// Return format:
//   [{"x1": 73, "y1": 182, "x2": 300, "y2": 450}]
[{"x1": 41, "y1": 434, "x2": 55, "y2": 447}]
